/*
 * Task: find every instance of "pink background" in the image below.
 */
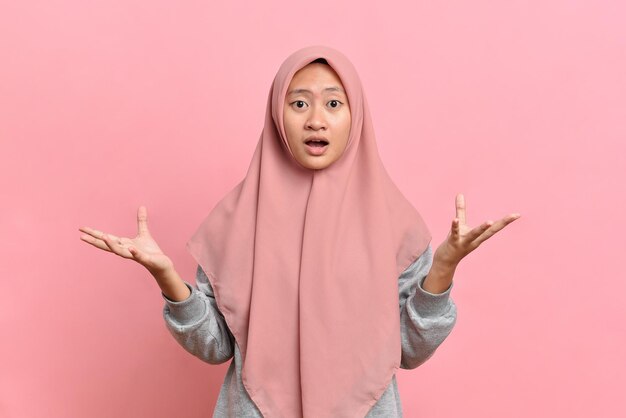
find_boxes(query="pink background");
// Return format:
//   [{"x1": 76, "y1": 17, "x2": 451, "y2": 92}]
[{"x1": 2, "y1": 1, "x2": 624, "y2": 417}]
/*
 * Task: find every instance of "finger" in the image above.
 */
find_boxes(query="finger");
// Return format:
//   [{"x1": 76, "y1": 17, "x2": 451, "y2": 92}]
[
  {"x1": 79, "y1": 232, "x2": 113, "y2": 252},
  {"x1": 79, "y1": 226, "x2": 105, "y2": 239},
  {"x1": 464, "y1": 220, "x2": 493, "y2": 242},
  {"x1": 491, "y1": 213, "x2": 521, "y2": 230},
  {"x1": 472, "y1": 214, "x2": 520, "y2": 246},
  {"x1": 450, "y1": 218, "x2": 461, "y2": 238},
  {"x1": 137, "y1": 206, "x2": 150, "y2": 236},
  {"x1": 79, "y1": 226, "x2": 121, "y2": 243},
  {"x1": 79, "y1": 226, "x2": 116, "y2": 250},
  {"x1": 455, "y1": 193, "x2": 467, "y2": 225},
  {"x1": 101, "y1": 233, "x2": 132, "y2": 258}
]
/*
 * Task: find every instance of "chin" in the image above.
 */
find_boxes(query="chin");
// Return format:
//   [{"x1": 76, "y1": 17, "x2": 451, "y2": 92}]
[{"x1": 300, "y1": 157, "x2": 332, "y2": 170}]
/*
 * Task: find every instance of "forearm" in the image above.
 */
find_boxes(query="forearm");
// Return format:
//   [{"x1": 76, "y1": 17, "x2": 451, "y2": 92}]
[
  {"x1": 154, "y1": 267, "x2": 191, "y2": 301},
  {"x1": 161, "y1": 265, "x2": 235, "y2": 364},
  {"x1": 399, "y1": 245, "x2": 457, "y2": 369},
  {"x1": 422, "y1": 258, "x2": 457, "y2": 294}
]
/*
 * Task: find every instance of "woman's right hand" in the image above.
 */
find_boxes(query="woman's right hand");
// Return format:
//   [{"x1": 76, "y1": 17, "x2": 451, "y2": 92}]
[{"x1": 78, "y1": 206, "x2": 174, "y2": 276}]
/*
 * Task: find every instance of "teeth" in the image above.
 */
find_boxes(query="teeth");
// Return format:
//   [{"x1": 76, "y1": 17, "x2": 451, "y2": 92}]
[{"x1": 306, "y1": 140, "x2": 328, "y2": 148}]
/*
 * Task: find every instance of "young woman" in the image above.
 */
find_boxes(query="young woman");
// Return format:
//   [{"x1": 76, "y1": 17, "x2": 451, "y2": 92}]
[{"x1": 79, "y1": 45, "x2": 520, "y2": 417}]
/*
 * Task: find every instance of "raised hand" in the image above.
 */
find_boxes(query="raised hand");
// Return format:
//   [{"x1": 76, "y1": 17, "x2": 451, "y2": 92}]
[
  {"x1": 78, "y1": 206, "x2": 174, "y2": 276},
  {"x1": 433, "y1": 193, "x2": 521, "y2": 267}
]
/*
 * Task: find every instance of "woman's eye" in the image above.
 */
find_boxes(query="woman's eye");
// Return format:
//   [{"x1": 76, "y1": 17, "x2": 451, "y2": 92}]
[
  {"x1": 328, "y1": 100, "x2": 342, "y2": 108},
  {"x1": 293, "y1": 100, "x2": 307, "y2": 109}
]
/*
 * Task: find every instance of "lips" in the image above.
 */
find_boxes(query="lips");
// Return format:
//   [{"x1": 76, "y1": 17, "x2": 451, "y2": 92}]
[{"x1": 304, "y1": 137, "x2": 329, "y2": 156}]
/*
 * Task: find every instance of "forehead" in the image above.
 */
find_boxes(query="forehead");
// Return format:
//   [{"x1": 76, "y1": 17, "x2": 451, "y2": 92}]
[{"x1": 287, "y1": 63, "x2": 345, "y2": 90}]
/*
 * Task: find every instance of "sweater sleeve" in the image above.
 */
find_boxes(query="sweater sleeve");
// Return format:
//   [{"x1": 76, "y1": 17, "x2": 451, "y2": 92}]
[
  {"x1": 399, "y1": 244, "x2": 457, "y2": 370},
  {"x1": 161, "y1": 265, "x2": 235, "y2": 365}
]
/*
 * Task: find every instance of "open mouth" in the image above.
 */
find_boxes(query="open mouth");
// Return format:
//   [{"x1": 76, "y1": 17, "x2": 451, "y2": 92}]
[
  {"x1": 305, "y1": 139, "x2": 329, "y2": 147},
  {"x1": 304, "y1": 139, "x2": 329, "y2": 155}
]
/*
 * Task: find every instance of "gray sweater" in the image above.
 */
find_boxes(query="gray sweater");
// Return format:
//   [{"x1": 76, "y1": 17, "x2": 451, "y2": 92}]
[{"x1": 162, "y1": 244, "x2": 457, "y2": 417}]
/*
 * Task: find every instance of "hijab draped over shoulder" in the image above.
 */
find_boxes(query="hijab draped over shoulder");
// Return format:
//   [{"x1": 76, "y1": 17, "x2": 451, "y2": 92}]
[{"x1": 186, "y1": 45, "x2": 431, "y2": 417}]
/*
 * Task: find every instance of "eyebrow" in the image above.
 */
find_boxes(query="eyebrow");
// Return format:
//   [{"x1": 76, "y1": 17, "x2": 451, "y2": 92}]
[{"x1": 287, "y1": 86, "x2": 346, "y2": 96}]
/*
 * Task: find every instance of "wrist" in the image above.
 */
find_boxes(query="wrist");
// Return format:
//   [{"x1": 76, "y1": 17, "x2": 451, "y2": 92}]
[
  {"x1": 432, "y1": 256, "x2": 459, "y2": 272},
  {"x1": 432, "y1": 246, "x2": 462, "y2": 270},
  {"x1": 152, "y1": 266, "x2": 179, "y2": 285},
  {"x1": 155, "y1": 268, "x2": 191, "y2": 302},
  {"x1": 423, "y1": 258, "x2": 457, "y2": 294}
]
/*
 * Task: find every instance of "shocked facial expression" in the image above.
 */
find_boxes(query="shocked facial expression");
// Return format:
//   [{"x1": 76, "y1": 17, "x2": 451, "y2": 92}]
[{"x1": 283, "y1": 62, "x2": 351, "y2": 170}]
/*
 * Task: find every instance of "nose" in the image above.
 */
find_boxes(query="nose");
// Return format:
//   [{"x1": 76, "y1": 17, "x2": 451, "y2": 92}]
[{"x1": 305, "y1": 103, "x2": 327, "y2": 131}]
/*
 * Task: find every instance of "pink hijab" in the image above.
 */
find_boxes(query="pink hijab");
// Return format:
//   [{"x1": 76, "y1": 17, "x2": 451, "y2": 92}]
[{"x1": 186, "y1": 45, "x2": 431, "y2": 417}]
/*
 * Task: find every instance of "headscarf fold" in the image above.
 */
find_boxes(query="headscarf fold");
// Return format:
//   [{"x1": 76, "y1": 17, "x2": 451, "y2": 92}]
[{"x1": 186, "y1": 45, "x2": 431, "y2": 417}]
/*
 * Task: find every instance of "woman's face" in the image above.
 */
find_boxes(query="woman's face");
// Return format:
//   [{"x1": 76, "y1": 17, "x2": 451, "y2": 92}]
[{"x1": 283, "y1": 63, "x2": 351, "y2": 170}]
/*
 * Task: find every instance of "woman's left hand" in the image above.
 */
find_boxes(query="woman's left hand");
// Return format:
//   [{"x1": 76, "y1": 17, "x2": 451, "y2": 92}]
[{"x1": 433, "y1": 193, "x2": 521, "y2": 268}]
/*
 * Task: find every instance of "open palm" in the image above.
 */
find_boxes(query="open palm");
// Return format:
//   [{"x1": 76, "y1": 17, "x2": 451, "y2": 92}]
[
  {"x1": 434, "y1": 194, "x2": 521, "y2": 266},
  {"x1": 78, "y1": 206, "x2": 173, "y2": 275}
]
